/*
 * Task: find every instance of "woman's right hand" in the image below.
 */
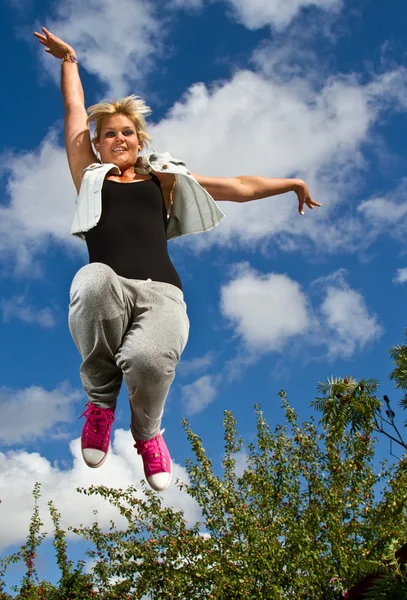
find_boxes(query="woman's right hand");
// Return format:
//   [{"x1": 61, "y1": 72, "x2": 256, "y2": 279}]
[{"x1": 33, "y1": 27, "x2": 75, "y2": 59}]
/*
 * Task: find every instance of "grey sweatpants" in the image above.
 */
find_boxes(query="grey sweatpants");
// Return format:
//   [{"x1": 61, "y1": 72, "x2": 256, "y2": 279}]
[{"x1": 68, "y1": 263, "x2": 189, "y2": 441}]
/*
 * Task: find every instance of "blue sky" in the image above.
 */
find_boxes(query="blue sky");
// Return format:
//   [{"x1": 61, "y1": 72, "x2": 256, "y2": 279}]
[{"x1": 1, "y1": 0, "x2": 407, "y2": 590}]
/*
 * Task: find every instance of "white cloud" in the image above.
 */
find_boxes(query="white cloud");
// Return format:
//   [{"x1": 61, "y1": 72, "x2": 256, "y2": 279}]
[
  {"x1": 41, "y1": 0, "x2": 164, "y2": 96},
  {"x1": 1, "y1": 296, "x2": 55, "y2": 327},
  {"x1": 3, "y1": 131, "x2": 77, "y2": 238},
  {"x1": 220, "y1": 265, "x2": 310, "y2": 351},
  {"x1": 222, "y1": 0, "x2": 341, "y2": 31},
  {"x1": 181, "y1": 374, "x2": 219, "y2": 416},
  {"x1": 219, "y1": 266, "x2": 381, "y2": 360},
  {"x1": 0, "y1": 130, "x2": 83, "y2": 273},
  {"x1": 355, "y1": 179, "x2": 407, "y2": 244},
  {"x1": 394, "y1": 268, "x2": 407, "y2": 284},
  {"x1": 0, "y1": 384, "x2": 82, "y2": 445},
  {"x1": 318, "y1": 273, "x2": 383, "y2": 358},
  {"x1": 178, "y1": 352, "x2": 214, "y2": 377},
  {"x1": 367, "y1": 68, "x2": 407, "y2": 113},
  {"x1": 0, "y1": 429, "x2": 200, "y2": 551},
  {"x1": 151, "y1": 67, "x2": 407, "y2": 254},
  {"x1": 358, "y1": 198, "x2": 407, "y2": 225},
  {"x1": 358, "y1": 190, "x2": 407, "y2": 226},
  {"x1": 171, "y1": 0, "x2": 342, "y2": 30},
  {"x1": 3, "y1": 52, "x2": 407, "y2": 271},
  {"x1": 234, "y1": 449, "x2": 248, "y2": 478},
  {"x1": 152, "y1": 69, "x2": 370, "y2": 177}
]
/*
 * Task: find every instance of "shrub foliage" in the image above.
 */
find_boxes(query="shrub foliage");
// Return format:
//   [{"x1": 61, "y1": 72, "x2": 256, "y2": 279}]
[{"x1": 2, "y1": 334, "x2": 407, "y2": 599}]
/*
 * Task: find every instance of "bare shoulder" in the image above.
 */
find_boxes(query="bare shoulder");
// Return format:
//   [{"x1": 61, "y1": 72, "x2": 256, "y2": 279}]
[{"x1": 152, "y1": 171, "x2": 175, "y2": 189}]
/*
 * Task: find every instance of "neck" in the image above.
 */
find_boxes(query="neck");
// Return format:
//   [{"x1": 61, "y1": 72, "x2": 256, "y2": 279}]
[{"x1": 118, "y1": 165, "x2": 137, "y2": 179}]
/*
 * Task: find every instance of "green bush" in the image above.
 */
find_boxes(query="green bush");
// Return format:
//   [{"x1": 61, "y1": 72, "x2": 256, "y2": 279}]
[{"x1": 2, "y1": 333, "x2": 407, "y2": 599}]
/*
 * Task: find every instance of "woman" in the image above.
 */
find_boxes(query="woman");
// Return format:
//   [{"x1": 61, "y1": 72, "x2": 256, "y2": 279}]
[{"x1": 34, "y1": 27, "x2": 321, "y2": 492}]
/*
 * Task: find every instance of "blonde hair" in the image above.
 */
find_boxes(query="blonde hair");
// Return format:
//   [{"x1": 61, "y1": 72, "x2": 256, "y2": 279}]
[{"x1": 87, "y1": 95, "x2": 153, "y2": 148}]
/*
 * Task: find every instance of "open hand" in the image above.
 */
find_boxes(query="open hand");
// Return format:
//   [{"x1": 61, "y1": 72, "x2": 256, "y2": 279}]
[
  {"x1": 294, "y1": 180, "x2": 322, "y2": 215},
  {"x1": 33, "y1": 27, "x2": 75, "y2": 59}
]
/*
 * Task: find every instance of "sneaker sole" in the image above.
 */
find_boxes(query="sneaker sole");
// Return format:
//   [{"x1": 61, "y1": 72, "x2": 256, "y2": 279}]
[
  {"x1": 81, "y1": 449, "x2": 109, "y2": 469},
  {"x1": 148, "y1": 459, "x2": 173, "y2": 492}
]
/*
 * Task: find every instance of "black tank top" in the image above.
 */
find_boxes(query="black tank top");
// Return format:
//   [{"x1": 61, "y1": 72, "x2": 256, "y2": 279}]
[{"x1": 84, "y1": 176, "x2": 182, "y2": 290}]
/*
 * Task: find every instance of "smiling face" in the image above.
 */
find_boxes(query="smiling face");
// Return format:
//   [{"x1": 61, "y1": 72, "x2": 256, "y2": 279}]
[{"x1": 95, "y1": 114, "x2": 141, "y2": 167}]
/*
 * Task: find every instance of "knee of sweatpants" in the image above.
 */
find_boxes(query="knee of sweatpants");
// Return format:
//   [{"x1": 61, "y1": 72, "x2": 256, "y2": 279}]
[
  {"x1": 70, "y1": 263, "x2": 123, "y2": 313},
  {"x1": 124, "y1": 348, "x2": 178, "y2": 387}
]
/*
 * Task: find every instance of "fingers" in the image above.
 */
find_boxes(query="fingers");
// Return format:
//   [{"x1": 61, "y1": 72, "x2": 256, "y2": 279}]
[
  {"x1": 34, "y1": 27, "x2": 54, "y2": 41},
  {"x1": 295, "y1": 182, "x2": 322, "y2": 215},
  {"x1": 307, "y1": 200, "x2": 322, "y2": 208},
  {"x1": 305, "y1": 196, "x2": 322, "y2": 207},
  {"x1": 34, "y1": 32, "x2": 49, "y2": 47},
  {"x1": 299, "y1": 196, "x2": 322, "y2": 215},
  {"x1": 34, "y1": 27, "x2": 55, "y2": 54}
]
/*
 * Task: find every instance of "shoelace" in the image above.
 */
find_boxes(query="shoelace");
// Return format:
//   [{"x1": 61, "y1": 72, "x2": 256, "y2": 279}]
[
  {"x1": 80, "y1": 406, "x2": 114, "y2": 448},
  {"x1": 134, "y1": 430, "x2": 167, "y2": 467}
]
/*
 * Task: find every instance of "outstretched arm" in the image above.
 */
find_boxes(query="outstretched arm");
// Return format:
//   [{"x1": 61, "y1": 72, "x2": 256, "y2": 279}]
[
  {"x1": 192, "y1": 174, "x2": 321, "y2": 215},
  {"x1": 34, "y1": 27, "x2": 96, "y2": 192}
]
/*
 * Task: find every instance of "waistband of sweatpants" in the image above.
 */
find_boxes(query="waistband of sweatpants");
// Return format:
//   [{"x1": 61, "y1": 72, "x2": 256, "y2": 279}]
[{"x1": 118, "y1": 276, "x2": 185, "y2": 302}]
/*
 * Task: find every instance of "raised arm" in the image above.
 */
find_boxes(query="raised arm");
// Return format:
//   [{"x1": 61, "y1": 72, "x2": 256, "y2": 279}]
[
  {"x1": 192, "y1": 174, "x2": 321, "y2": 215},
  {"x1": 34, "y1": 27, "x2": 96, "y2": 192}
]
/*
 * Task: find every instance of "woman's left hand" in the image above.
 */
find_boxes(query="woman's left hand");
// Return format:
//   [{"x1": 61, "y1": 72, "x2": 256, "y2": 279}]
[{"x1": 294, "y1": 180, "x2": 322, "y2": 215}]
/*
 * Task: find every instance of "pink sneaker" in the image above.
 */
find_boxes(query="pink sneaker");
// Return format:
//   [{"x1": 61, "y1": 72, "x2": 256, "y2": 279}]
[
  {"x1": 80, "y1": 403, "x2": 115, "y2": 468},
  {"x1": 134, "y1": 430, "x2": 172, "y2": 491}
]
